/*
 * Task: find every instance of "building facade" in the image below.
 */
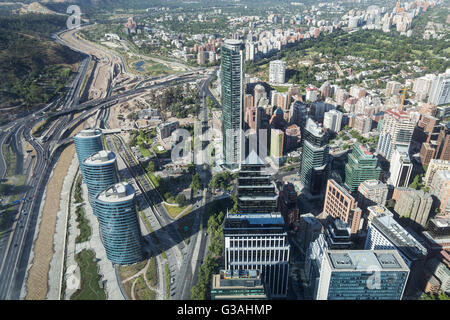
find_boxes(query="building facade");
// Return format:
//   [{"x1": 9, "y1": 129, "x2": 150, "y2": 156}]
[
  {"x1": 364, "y1": 206, "x2": 428, "y2": 294},
  {"x1": 323, "y1": 179, "x2": 362, "y2": 235},
  {"x1": 315, "y1": 250, "x2": 409, "y2": 300},
  {"x1": 94, "y1": 182, "x2": 143, "y2": 265},
  {"x1": 82, "y1": 150, "x2": 118, "y2": 207},
  {"x1": 211, "y1": 270, "x2": 267, "y2": 300},
  {"x1": 221, "y1": 39, "x2": 245, "y2": 170},
  {"x1": 73, "y1": 128, "x2": 103, "y2": 174},
  {"x1": 300, "y1": 118, "x2": 330, "y2": 195},
  {"x1": 269, "y1": 60, "x2": 286, "y2": 84},
  {"x1": 388, "y1": 146, "x2": 413, "y2": 188},
  {"x1": 377, "y1": 109, "x2": 415, "y2": 161},
  {"x1": 345, "y1": 144, "x2": 381, "y2": 193}
]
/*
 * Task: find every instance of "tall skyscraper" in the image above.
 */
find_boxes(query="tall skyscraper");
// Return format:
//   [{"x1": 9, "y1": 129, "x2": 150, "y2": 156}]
[
  {"x1": 377, "y1": 109, "x2": 415, "y2": 161},
  {"x1": 388, "y1": 146, "x2": 413, "y2": 188},
  {"x1": 73, "y1": 128, "x2": 103, "y2": 175},
  {"x1": 82, "y1": 150, "x2": 119, "y2": 207},
  {"x1": 315, "y1": 250, "x2": 409, "y2": 300},
  {"x1": 269, "y1": 60, "x2": 286, "y2": 84},
  {"x1": 94, "y1": 182, "x2": 144, "y2": 265},
  {"x1": 223, "y1": 162, "x2": 290, "y2": 298},
  {"x1": 345, "y1": 144, "x2": 381, "y2": 193},
  {"x1": 221, "y1": 39, "x2": 245, "y2": 170},
  {"x1": 428, "y1": 72, "x2": 450, "y2": 106},
  {"x1": 323, "y1": 179, "x2": 362, "y2": 235},
  {"x1": 300, "y1": 118, "x2": 330, "y2": 195}
]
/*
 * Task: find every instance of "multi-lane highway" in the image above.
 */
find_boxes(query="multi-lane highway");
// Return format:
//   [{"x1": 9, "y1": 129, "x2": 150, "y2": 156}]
[{"x1": 0, "y1": 22, "x2": 214, "y2": 300}]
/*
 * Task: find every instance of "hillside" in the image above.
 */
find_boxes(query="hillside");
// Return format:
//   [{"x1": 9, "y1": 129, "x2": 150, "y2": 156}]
[{"x1": 0, "y1": 13, "x2": 82, "y2": 119}]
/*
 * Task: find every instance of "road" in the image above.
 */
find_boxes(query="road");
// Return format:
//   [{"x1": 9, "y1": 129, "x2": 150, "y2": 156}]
[
  {"x1": 0, "y1": 32, "x2": 93, "y2": 299},
  {"x1": 0, "y1": 23, "x2": 212, "y2": 300}
]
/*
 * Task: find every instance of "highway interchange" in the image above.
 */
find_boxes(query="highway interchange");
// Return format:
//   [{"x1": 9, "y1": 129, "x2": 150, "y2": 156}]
[{"x1": 0, "y1": 24, "x2": 219, "y2": 300}]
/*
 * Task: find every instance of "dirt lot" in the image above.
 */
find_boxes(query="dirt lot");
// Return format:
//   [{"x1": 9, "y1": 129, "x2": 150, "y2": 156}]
[{"x1": 24, "y1": 120, "x2": 86, "y2": 300}]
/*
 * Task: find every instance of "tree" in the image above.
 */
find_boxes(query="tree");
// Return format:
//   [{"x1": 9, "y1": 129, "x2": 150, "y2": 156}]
[
  {"x1": 146, "y1": 161, "x2": 156, "y2": 173},
  {"x1": 190, "y1": 173, "x2": 201, "y2": 193},
  {"x1": 175, "y1": 194, "x2": 186, "y2": 207}
]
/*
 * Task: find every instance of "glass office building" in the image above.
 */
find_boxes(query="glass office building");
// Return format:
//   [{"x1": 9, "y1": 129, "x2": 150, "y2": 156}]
[
  {"x1": 94, "y1": 182, "x2": 143, "y2": 265},
  {"x1": 221, "y1": 39, "x2": 244, "y2": 170},
  {"x1": 300, "y1": 118, "x2": 330, "y2": 195},
  {"x1": 82, "y1": 150, "x2": 118, "y2": 209},
  {"x1": 237, "y1": 163, "x2": 278, "y2": 214},
  {"x1": 73, "y1": 128, "x2": 103, "y2": 175},
  {"x1": 316, "y1": 250, "x2": 409, "y2": 300},
  {"x1": 223, "y1": 213, "x2": 290, "y2": 298},
  {"x1": 345, "y1": 143, "x2": 381, "y2": 192}
]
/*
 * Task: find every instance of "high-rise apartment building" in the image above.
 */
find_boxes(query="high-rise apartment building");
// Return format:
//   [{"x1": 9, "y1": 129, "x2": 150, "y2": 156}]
[
  {"x1": 428, "y1": 72, "x2": 450, "y2": 106},
  {"x1": 300, "y1": 118, "x2": 330, "y2": 195},
  {"x1": 73, "y1": 128, "x2": 103, "y2": 175},
  {"x1": 388, "y1": 146, "x2": 413, "y2": 188},
  {"x1": 345, "y1": 144, "x2": 381, "y2": 193},
  {"x1": 94, "y1": 182, "x2": 144, "y2": 265},
  {"x1": 353, "y1": 114, "x2": 372, "y2": 134},
  {"x1": 436, "y1": 123, "x2": 450, "y2": 161},
  {"x1": 377, "y1": 109, "x2": 415, "y2": 161},
  {"x1": 394, "y1": 189, "x2": 433, "y2": 228},
  {"x1": 254, "y1": 84, "x2": 267, "y2": 107},
  {"x1": 323, "y1": 109, "x2": 343, "y2": 133},
  {"x1": 424, "y1": 159, "x2": 450, "y2": 187},
  {"x1": 323, "y1": 179, "x2": 362, "y2": 235},
  {"x1": 386, "y1": 81, "x2": 402, "y2": 97},
  {"x1": 221, "y1": 39, "x2": 245, "y2": 170},
  {"x1": 82, "y1": 150, "x2": 118, "y2": 207},
  {"x1": 315, "y1": 250, "x2": 409, "y2": 300},
  {"x1": 357, "y1": 180, "x2": 389, "y2": 212},
  {"x1": 413, "y1": 74, "x2": 435, "y2": 101},
  {"x1": 429, "y1": 170, "x2": 450, "y2": 215},
  {"x1": 269, "y1": 60, "x2": 286, "y2": 84}
]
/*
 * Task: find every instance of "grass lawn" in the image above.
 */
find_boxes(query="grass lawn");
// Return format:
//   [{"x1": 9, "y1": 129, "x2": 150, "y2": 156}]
[
  {"x1": 145, "y1": 257, "x2": 158, "y2": 287},
  {"x1": 134, "y1": 275, "x2": 156, "y2": 300},
  {"x1": 272, "y1": 86, "x2": 290, "y2": 92},
  {"x1": 2, "y1": 144, "x2": 16, "y2": 177},
  {"x1": 71, "y1": 249, "x2": 106, "y2": 300},
  {"x1": 75, "y1": 206, "x2": 91, "y2": 244},
  {"x1": 118, "y1": 260, "x2": 147, "y2": 280},
  {"x1": 138, "y1": 145, "x2": 152, "y2": 158},
  {"x1": 122, "y1": 279, "x2": 134, "y2": 300},
  {"x1": 165, "y1": 264, "x2": 170, "y2": 299},
  {"x1": 163, "y1": 203, "x2": 190, "y2": 219}
]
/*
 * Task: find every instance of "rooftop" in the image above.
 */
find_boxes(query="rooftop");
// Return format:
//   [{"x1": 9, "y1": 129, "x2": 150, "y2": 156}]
[
  {"x1": 372, "y1": 212, "x2": 428, "y2": 259},
  {"x1": 96, "y1": 182, "x2": 135, "y2": 203},
  {"x1": 326, "y1": 250, "x2": 409, "y2": 271},
  {"x1": 305, "y1": 118, "x2": 325, "y2": 137},
  {"x1": 75, "y1": 128, "x2": 102, "y2": 138},
  {"x1": 84, "y1": 150, "x2": 116, "y2": 165}
]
